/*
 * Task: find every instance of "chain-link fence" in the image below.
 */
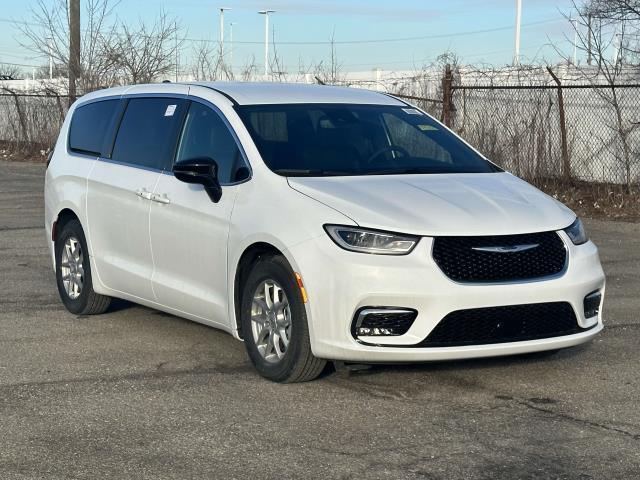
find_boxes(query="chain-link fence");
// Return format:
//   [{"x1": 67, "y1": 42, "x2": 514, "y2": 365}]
[
  {"x1": 449, "y1": 84, "x2": 640, "y2": 190},
  {"x1": 1, "y1": 78, "x2": 640, "y2": 195},
  {"x1": 0, "y1": 90, "x2": 69, "y2": 157}
]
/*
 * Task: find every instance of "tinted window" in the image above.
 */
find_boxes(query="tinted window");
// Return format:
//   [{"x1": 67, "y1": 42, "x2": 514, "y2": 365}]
[
  {"x1": 237, "y1": 104, "x2": 499, "y2": 176},
  {"x1": 69, "y1": 99, "x2": 120, "y2": 156},
  {"x1": 112, "y1": 97, "x2": 187, "y2": 170},
  {"x1": 176, "y1": 102, "x2": 248, "y2": 183},
  {"x1": 382, "y1": 113, "x2": 452, "y2": 163}
]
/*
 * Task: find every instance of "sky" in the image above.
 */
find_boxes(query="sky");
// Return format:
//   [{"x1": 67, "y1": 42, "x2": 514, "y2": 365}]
[{"x1": 0, "y1": 0, "x2": 581, "y2": 75}]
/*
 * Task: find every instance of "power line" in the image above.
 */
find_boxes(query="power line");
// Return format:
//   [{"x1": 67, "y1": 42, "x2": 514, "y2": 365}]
[
  {"x1": 1, "y1": 15, "x2": 565, "y2": 46},
  {"x1": 0, "y1": 50, "x2": 46, "y2": 59},
  {"x1": 0, "y1": 60, "x2": 42, "y2": 68},
  {"x1": 181, "y1": 17, "x2": 564, "y2": 46},
  {"x1": 0, "y1": 17, "x2": 41, "y2": 27}
]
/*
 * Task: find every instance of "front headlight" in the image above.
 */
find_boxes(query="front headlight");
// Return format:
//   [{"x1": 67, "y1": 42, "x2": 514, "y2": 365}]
[
  {"x1": 563, "y1": 217, "x2": 588, "y2": 245},
  {"x1": 324, "y1": 225, "x2": 418, "y2": 255}
]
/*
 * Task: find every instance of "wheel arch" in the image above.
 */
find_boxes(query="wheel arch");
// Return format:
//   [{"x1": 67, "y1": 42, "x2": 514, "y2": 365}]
[
  {"x1": 53, "y1": 208, "x2": 80, "y2": 241},
  {"x1": 232, "y1": 241, "x2": 299, "y2": 339},
  {"x1": 233, "y1": 242, "x2": 283, "y2": 339}
]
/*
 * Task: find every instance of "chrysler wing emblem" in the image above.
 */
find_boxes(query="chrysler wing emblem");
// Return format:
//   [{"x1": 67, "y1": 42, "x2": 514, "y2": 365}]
[{"x1": 471, "y1": 244, "x2": 540, "y2": 253}]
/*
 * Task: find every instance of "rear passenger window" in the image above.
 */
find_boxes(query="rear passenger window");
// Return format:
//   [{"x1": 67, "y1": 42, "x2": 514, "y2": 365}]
[
  {"x1": 112, "y1": 98, "x2": 187, "y2": 170},
  {"x1": 69, "y1": 99, "x2": 120, "y2": 156},
  {"x1": 176, "y1": 102, "x2": 249, "y2": 183}
]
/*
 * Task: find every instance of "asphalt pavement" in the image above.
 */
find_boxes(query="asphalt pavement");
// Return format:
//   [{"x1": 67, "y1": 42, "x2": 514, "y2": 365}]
[{"x1": 1, "y1": 160, "x2": 639, "y2": 479}]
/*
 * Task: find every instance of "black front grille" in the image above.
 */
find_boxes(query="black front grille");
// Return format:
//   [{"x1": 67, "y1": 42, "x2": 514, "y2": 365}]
[
  {"x1": 418, "y1": 302, "x2": 592, "y2": 347},
  {"x1": 432, "y1": 231, "x2": 567, "y2": 283}
]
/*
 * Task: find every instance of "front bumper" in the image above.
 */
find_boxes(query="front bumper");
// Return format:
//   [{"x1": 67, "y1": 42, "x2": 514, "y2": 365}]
[{"x1": 287, "y1": 231, "x2": 605, "y2": 362}]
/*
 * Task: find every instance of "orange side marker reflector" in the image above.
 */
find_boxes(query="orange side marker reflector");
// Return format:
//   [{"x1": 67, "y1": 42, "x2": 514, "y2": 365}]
[{"x1": 294, "y1": 272, "x2": 308, "y2": 303}]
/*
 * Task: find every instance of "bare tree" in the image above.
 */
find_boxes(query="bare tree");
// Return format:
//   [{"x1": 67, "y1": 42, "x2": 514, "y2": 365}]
[
  {"x1": 18, "y1": 0, "x2": 120, "y2": 92},
  {"x1": 0, "y1": 64, "x2": 23, "y2": 80},
  {"x1": 563, "y1": 1, "x2": 640, "y2": 189},
  {"x1": 240, "y1": 55, "x2": 260, "y2": 82},
  {"x1": 269, "y1": 29, "x2": 288, "y2": 82},
  {"x1": 104, "y1": 12, "x2": 182, "y2": 84},
  {"x1": 190, "y1": 40, "x2": 233, "y2": 81},
  {"x1": 313, "y1": 33, "x2": 345, "y2": 85},
  {"x1": 586, "y1": 0, "x2": 640, "y2": 21},
  {"x1": 35, "y1": 63, "x2": 67, "y2": 80},
  {"x1": 581, "y1": 0, "x2": 640, "y2": 62},
  {"x1": 19, "y1": 1, "x2": 184, "y2": 89}
]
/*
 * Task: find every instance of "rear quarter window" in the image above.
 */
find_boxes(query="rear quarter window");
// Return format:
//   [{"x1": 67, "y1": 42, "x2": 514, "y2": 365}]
[{"x1": 68, "y1": 99, "x2": 120, "y2": 156}]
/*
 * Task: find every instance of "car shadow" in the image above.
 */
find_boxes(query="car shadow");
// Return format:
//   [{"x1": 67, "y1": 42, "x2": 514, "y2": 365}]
[
  {"x1": 106, "y1": 298, "x2": 137, "y2": 313},
  {"x1": 329, "y1": 344, "x2": 588, "y2": 379},
  {"x1": 96, "y1": 300, "x2": 591, "y2": 383}
]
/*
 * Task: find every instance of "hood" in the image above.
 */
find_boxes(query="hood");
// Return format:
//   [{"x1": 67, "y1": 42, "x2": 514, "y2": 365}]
[{"x1": 288, "y1": 172, "x2": 575, "y2": 236}]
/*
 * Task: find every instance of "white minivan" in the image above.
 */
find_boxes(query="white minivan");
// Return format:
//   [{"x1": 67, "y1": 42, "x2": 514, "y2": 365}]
[{"x1": 45, "y1": 82, "x2": 605, "y2": 382}]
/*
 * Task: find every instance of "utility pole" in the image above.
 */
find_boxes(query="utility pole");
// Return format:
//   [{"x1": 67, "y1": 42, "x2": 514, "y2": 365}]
[
  {"x1": 259, "y1": 10, "x2": 275, "y2": 77},
  {"x1": 68, "y1": 0, "x2": 80, "y2": 106},
  {"x1": 513, "y1": 0, "x2": 522, "y2": 66},
  {"x1": 219, "y1": 8, "x2": 230, "y2": 67}
]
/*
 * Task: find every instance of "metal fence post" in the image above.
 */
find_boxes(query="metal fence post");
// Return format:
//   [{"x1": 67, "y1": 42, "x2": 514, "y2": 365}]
[
  {"x1": 441, "y1": 64, "x2": 453, "y2": 128},
  {"x1": 546, "y1": 67, "x2": 571, "y2": 181}
]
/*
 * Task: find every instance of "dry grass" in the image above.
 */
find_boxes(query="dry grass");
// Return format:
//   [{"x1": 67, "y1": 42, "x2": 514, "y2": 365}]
[
  {"x1": 534, "y1": 178, "x2": 640, "y2": 222},
  {"x1": 0, "y1": 140, "x2": 52, "y2": 162}
]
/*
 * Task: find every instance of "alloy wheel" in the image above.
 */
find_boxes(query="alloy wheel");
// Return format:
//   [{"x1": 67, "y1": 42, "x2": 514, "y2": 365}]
[
  {"x1": 60, "y1": 236, "x2": 84, "y2": 300},
  {"x1": 250, "y1": 279, "x2": 292, "y2": 363}
]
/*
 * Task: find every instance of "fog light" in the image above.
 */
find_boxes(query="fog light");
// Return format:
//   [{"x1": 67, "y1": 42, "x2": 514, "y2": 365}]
[
  {"x1": 583, "y1": 291, "x2": 602, "y2": 319},
  {"x1": 352, "y1": 308, "x2": 417, "y2": 338}
]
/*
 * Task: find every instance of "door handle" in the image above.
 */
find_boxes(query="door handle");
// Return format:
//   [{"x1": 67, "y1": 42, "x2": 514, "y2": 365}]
[
  {"x1": 150, "y1": 193, "x2": 171, "y2": 204},
  {"x1": 135, "y1": 189, "x2": 152, "y2": 200}
]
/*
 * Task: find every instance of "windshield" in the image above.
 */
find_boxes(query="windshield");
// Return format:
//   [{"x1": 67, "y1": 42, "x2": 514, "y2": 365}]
[{"x1": 236, "y1": 103, "x2": 499, "y2": 176}]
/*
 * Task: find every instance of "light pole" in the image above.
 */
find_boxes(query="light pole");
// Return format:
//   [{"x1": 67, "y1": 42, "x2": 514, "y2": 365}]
[
  {"x1": 613, "y1": 32, "x2": 622, "y2": 66},
  {"x1": 219, "y1": 7, "x2": 231, "y2": 63},
  {"x1": 47, "y1": 37, "x2": 53, "y2": 80},
  {"x1": 513, "y1": 0, "x2": 522, "y2": 65},
  {"x1": 258, "y1": 10, "x2": 275, "y2": 77}
]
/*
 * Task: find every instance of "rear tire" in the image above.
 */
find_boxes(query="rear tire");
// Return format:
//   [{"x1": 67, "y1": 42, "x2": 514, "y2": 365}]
[
  {"x1": 55, "y1": 218, "x2": 111, "y2": 315},
  {"x1": 240, "y1": 255, "x2": 326, "y2": 383}
]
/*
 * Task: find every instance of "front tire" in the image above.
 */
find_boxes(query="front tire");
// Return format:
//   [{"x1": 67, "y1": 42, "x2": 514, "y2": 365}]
[
  {"x1": 240, "y1": 255, "x2": 326, "y2": 383},
  {"x1": 55, "y1": 218, "x2": 111, "y2": 315}
]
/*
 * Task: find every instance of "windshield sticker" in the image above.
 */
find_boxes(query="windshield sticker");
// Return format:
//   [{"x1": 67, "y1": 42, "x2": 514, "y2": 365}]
[
  {"x1": 402, "y1": 108, "x2": 423, "y2": 115},
  {"x1": 164, "y1": 104, "x2": 177, "y2": 117},
  {"x1": 418, "y1": 124, "x2": 439, "y2": 131}
]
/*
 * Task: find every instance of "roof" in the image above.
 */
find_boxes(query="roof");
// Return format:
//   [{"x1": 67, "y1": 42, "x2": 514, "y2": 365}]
[
  {"x1": 191, "y1": 82, "x2": 404, "y2": 106},
  {"x1": 74, "y1": 82, "x2": 406, "y2": 108}
]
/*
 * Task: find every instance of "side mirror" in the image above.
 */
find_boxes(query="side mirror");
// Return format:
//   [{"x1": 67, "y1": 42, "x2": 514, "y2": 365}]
[{"x1": 173, "y1": 157, "x2": 222, "y2": 203}]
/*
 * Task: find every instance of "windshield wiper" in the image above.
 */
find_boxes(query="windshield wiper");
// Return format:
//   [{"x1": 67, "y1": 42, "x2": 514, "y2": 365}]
[
  {"x1": 362, "y1": 167, "x2": 438, "y2": 175},
  {"x1": 273, "y1": 168, "x2": 354, "y2": 177},
  {"x1": 362, "y1": 165, "x2": 492, "y2": 175}
]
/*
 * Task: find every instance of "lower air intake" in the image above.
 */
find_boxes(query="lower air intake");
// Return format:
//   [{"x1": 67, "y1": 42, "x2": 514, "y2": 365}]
[{"x1": 418, "y1": 302, "x2": 593, "y2": 347}]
